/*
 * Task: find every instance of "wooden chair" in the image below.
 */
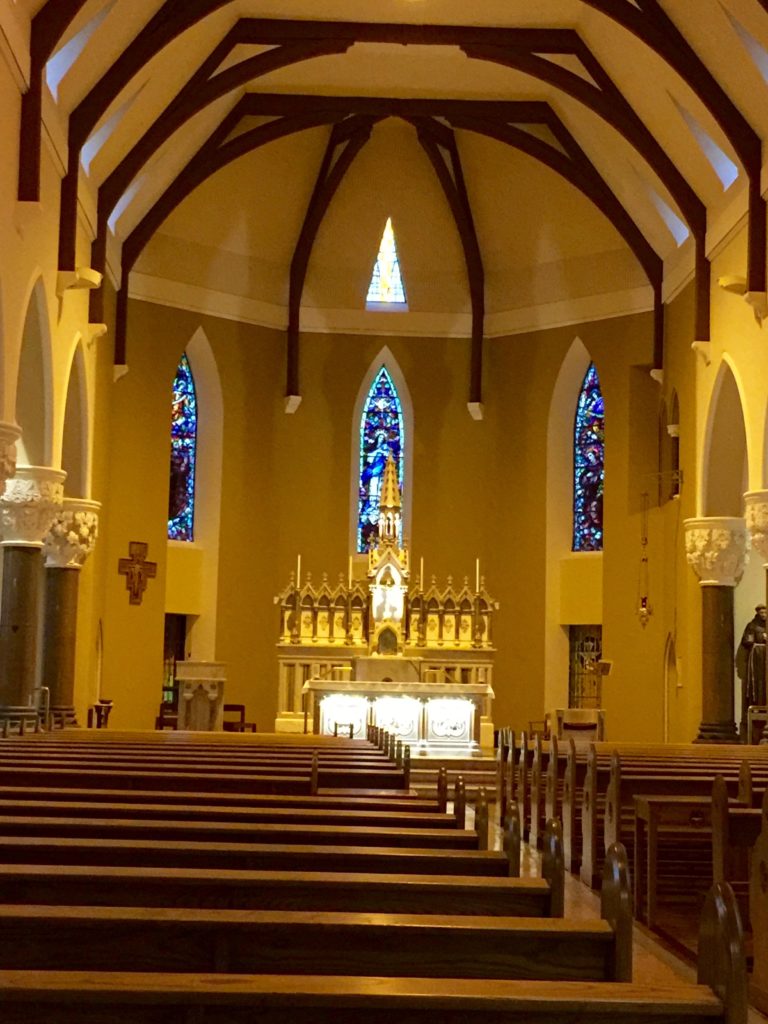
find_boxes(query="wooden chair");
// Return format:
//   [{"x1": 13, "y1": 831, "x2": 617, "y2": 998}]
[
  {"x1": 222, "y1": 704, "x2": 257, "y2": 733},
  {"x1": 154, "y1": 704, "x2": 177, "y2": 730}
]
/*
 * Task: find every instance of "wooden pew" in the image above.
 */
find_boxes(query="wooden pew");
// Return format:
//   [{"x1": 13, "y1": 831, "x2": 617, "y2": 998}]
[
  {"x1": 582, "y1": 750, "x2": 757, "y2": 888},
  {"x1": 0, "y1": 785, "x2": 440, "y2": 814},
  {"x1": 0, "y1": 763, "x2": 406, "y2": 794},
  {"x1": 0, "y1": 835, "x2": 516, "y2": 875},
  {"x1": 0, "y1": 814, "x2": 481, "y2": 849},
  {"x1": 0, "y1": 797, "x2": 460, "y2": 830},
  {"x1": 711, "y1": 776, "x2": 763, "y2": 932},
  {"x1": 0, "y1": 881, "x2": 747, "y2": 1024},
  {"x1": 749, "y1": 791, "x2": 768, "y2": 1014},
  {"x1": 0, "y1": 863, "x2": 557, "y2": 916},
  {"x1": 0, "y1": 841, "x2": 628, "y2": 982}
]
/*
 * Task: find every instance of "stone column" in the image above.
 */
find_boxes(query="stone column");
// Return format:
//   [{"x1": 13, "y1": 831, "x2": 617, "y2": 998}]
[
  {"x1": 0, "y1": 466, "x2": 66, "y2": 724},
  {"x1": 42, "y1": 498, "x2": 100, "y2": 727},
  {"x1": 684, "y1": 517, "x2": 748, "y2": 742}
]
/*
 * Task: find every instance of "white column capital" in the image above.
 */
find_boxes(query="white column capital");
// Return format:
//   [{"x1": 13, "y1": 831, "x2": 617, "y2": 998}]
[
  {"x1": 0, "y1": 465, "x2": 66, "y2": 548},
  {"x1": 744, "y1": 490, "x2": 768, "y2": 565},
  {"x1": 684, "y1": 516, "x2": 749, "y2": 587},
  {"x1": 43, "y1": 497, "x2": 100, "y2": 568},
  {"x1": 0, "y1": 422, "x2": 21, "y2": 490}
]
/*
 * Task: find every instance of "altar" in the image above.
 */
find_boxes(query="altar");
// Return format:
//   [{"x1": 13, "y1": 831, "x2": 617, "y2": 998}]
[
  {"x1": 274, "y1": 454, "x2": 498, "y2": 749},
  {"x1": 303, "y1": 678, "x2": 493, "y2": 750}
]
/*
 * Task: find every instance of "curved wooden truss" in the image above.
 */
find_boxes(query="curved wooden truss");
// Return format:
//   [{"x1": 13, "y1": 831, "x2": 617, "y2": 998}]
[{"x1": 20, "y1": 5, "x2": 764, "y2": 399}]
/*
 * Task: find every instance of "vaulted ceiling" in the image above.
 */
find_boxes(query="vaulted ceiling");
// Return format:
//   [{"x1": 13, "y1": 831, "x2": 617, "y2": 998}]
[{"x1": 16, "y1": 1, "x2": 768, "y2": 398}]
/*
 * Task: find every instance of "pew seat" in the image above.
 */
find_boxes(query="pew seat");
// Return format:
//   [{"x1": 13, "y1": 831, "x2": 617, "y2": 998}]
[{"x1": 0, "y1": 972, "x2": 734, "y2": 1024}]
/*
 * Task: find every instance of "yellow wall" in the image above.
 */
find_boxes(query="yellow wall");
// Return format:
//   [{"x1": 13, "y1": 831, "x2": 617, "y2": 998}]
[{"x1": 88, "y1": 295, "x2": 691, "y2": 740}]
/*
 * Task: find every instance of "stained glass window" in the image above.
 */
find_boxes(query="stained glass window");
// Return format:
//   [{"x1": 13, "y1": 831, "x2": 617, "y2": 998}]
[
  {"x1": 573, "y1": 363, "x2": 604, "y2": 552},
  {"x1": 358, "y1": 367, "x2": 404, "y2": 552},
  {"x1": 168, "y1": 352, "x2": 197, "y2": 541},
  {"x1": 366, "y1": 218, "x2": 407, "y2": 306}
]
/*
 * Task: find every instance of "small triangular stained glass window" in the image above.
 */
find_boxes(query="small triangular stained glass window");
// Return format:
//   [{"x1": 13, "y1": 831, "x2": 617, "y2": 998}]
[{"x1": 366, "y1": 218, "x2": 407, "y2": 308}]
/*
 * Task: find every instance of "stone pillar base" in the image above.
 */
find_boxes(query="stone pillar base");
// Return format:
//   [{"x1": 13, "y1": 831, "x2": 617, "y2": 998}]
[{"x1": 694, "y1": 720, "x2": 740, "y2": 743}]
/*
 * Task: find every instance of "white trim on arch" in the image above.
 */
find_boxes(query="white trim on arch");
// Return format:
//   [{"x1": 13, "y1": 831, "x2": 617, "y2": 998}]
[{"x1": 348, "y1": 346, "x2": 414, "y2": 560}]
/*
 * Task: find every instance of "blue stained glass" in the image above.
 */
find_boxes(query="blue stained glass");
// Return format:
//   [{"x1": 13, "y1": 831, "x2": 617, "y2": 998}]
[
  {"x1": 573, "y1": 363, "x2": 604, "y2": 552},
  {"x1": 168, "y1": 352, "x2": 197, "y2": 541},
  {"x1": 358, "y1": 367, "x2": 404, "y2": 552}
]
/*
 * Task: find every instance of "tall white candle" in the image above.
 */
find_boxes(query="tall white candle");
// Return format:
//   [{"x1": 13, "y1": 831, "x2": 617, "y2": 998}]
[
  {"x1": 348, "y1": 555, "x2": 353, "y2": 589},
  {"x1": 420, "y1": 557, "x2": 424, "y2": 591},
  {"x1": 475, "y1": 558, "x2": 480, "y2": 592},
  {"x1": 297, "y1": 554, "x2": 301, "y2": 589}
]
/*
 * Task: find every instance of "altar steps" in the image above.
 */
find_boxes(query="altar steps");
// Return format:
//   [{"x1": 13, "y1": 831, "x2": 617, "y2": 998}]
[{"x1": 409, "y1": 753, "x2": 498, "y2": 802}]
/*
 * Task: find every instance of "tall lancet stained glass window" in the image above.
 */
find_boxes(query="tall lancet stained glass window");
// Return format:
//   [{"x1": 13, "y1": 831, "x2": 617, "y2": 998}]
[
  {"x1": 358, "y1": 367, "x2": 404, "y2": 552},
  {"x1": 366, "y1": 218, "x2": 407, "y2": 306},
  {"x1": 573, "y1": 363, "x2": 605, "y2": 552},
  {"x1": 168, "y1": 352, "x2": 197, "y2": 541}
]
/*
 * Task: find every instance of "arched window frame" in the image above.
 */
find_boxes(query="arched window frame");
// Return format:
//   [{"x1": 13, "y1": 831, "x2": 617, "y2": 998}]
[
  {"x1": 573, "y1": 362, "x2": 605, "y2": 552},
  {"x1": 349, "y1": 347, "x2": 413, "y2": 557},
  {"x1": 168, "y1": 351, "x2": 198, "y2": 542}
]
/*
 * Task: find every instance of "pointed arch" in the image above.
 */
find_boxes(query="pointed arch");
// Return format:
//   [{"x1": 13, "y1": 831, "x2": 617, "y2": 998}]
[
  {"x1": 573, "y1": 362, "x2": 605, "y2": 552},
  {"x1": 701, "y1": 359, "x2": 748, "y2": 517},
  {"x1": 349, "y1": 347, "x2": 413, "y2": 556},
  {"x1": 169, "y1": 328, "x2": 223, "y2": 661},
  {"x1": 61, "y1": 337, "x2": 90, "y2": 498},
  {"x1": 15, "y1": 275, "x2": 53, "y2": 467},
  {"x1": 544, "y1": 336, "x2": 591, "y2": 716}
]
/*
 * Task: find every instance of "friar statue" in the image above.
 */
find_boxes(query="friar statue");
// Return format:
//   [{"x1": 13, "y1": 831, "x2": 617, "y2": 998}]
[{"x1": 736, "y1": 604, "x2": 767, "y2": 718}]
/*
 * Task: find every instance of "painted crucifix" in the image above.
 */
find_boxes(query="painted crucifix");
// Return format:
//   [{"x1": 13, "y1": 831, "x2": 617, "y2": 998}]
[{"x1": 118, "y1": 541, "x2": 157, "y2": 605}]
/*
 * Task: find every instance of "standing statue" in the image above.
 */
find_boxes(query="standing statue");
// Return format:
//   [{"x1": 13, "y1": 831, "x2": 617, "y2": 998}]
[{"x1": 737, "y1": 604, "x2": 767, "y2": 715}]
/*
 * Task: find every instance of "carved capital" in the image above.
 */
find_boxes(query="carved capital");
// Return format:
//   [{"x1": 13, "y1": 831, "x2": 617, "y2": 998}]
[
  {"x1": 0, "y1": 422, "x2": 21, "y2": 489},
  {"x1": 43, "y1": 498, "x2": 100, "y2": 569},
  {"x1": 684, "y1": 516, "x2": 748, "y2": 587},
  {"x1": 0, "y1": 466, "x2": 66, "y2": 548},
  {"x1": 744, "y1": 491, "x2": 768, "y2": 564}
]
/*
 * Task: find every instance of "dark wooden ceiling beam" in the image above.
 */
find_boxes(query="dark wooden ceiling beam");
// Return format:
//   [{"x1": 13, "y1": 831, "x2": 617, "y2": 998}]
[
  {"x1": 581, "y1": 0, "x2": 765, "y2": 295},
  {"x1": 18, "y1": 0, "x2": 88, "y2": 202},
  {"x1": 447, "y1": 112, "x2": 664, "y2": 367},
  {"x1": 463, "y1": 42, "x2": 709, "y2": 342},
  {"x1": 412, "y1": 118, "x2": 485, "y2": 405},
  {"x1": 114, "y1": 111, "x2": 347, "y2": 364},
  {"x1": 59, "y1": 0, "x2": 239, "y2": 269},
  {"x1": 90, "y1": 39, "x2": 350, "y2": 294},
  {"x1": 286, "y1": 116, "x2": 378, "y2": 397}
]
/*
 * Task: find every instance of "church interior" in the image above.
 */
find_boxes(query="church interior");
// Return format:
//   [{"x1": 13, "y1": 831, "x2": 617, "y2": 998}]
[
  {"x1": 3, "y1": 0, "x2": 768, "y2": 1018},
  {"x1": 3, "y1": 0, "x2": 768, "y2": 745}
]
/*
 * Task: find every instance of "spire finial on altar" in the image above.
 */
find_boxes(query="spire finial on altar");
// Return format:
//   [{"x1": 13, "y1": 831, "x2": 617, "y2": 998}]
[{"x1": 380, "y1": 453, "x2": 401, "y2": 512}]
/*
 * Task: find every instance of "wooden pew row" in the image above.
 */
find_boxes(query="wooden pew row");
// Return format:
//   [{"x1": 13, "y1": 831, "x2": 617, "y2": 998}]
[
  {"x1": 0, "y1": 763, "x2": 406, "y2": 795},
  {"x1": 583, "y1": 750, "x2": 768, "y2": 888},
  {"x1": 0, "y1": 742, "x2": 392, "y2": 764},
  {"x1": 533, "y1": 739, "x2": 768, "y2": 870},
  {"x1": 0, "y1": 755, "x2": 406, "y2": 785},
  {"x1": 0, "y1": 863, "x2": 555, "y2": 916},
  {"x1": 749, "y1": 792, "x2": 768, "y2": 1014},
  {"x1": 711, "y1": 779, "x2": 764, "y2": 933},
  {"x1": 0, "y1": 814, "x2": 482, "y2": 850},
  {"x1": 0, "y1": 835, "x2": 623, "y2": 980},
  {"x1": 0, "y1": 785, "x2": 440, "y2": 814},
  {"x1": 0, "y1": 797, "x2": 460, "y2": 830},
  {"x1": 0, "y1": 881, "x2": 747, "y2": 1024},
  {"x1": 0, "y1": 834, "x2": 516, "y2": 875}
]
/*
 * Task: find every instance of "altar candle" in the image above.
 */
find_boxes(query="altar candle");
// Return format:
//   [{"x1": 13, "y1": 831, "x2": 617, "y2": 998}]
[
  {"x1": 297, "y1": 554, "x2": 301, "y2": 589},
  {"x1": 420, "y1": 557, "x2": 424, "y2": 591},
  {"x1": 348, "y1": 555, "x2": 353, "y2": 589},
  {"x1": 475, "y1": 558, "x2": 480, "y2": 593}
]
